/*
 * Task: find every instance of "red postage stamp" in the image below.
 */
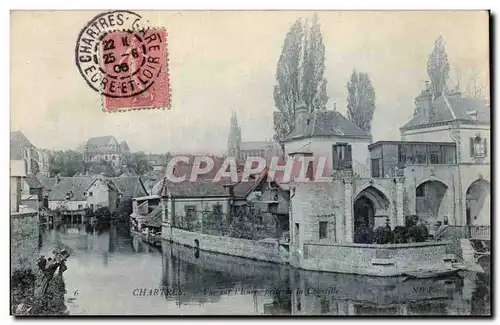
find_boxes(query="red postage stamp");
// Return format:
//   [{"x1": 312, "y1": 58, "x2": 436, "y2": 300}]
[{"x1": 75, "y1": 11, "x2": 170, "y2": 112}]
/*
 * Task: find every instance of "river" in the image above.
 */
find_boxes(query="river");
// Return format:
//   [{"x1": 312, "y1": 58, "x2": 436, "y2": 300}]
[{"x1": 38, "y1": 223, "x2": 490, "y2": 316}]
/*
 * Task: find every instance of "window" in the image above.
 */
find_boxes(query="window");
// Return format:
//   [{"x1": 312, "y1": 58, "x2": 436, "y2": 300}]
[
  {"x1": 185, "y1": 205, "x2": 197, "y2": 228},
  {"x1": 105, "y1": 155, "x2": 109, "y2": 161},
  {"x1": 319, "y1": 221, "x2": 328, "y2": 239},
  {"x1": 470, "y1": 135, "x2": 487, "y2": 158},
  {"x1": 371, "y1": 159, "x2": 381, "y2": 177},
  {"x1": 78, "y1": 204, "x2": 83, "y2": 209},
  {"x1": 88, "y1": 192, "x2": 93, "y2": 197},
  {"x1": 416, "y1": 186, "x2": 425, "y2": 197},
  {"x1": 467, "y1": 109, "x2": 478, "y2": 120},
  {"x1": 90, "y1": 204, "x2": 94, "y2": 210},
  {"x1": 332, "y1": 143, "x2": 352, "y2": 170},
  {"x1": 271, "y1": 189, "x2": 279, "y2": 202},
  {"x1": 112, "y1": 155, "x2": 116, "y2": 160}
]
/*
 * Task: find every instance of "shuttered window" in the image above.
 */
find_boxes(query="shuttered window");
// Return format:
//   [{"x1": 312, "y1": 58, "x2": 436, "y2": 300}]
[{"x1": 332, "y1": 143, "x2": 352, "y2": 170}]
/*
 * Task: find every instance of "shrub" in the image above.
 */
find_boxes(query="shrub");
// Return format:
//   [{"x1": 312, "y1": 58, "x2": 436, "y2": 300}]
[
  {"x1": 374, "y1": 226, "x2": 393, "y2": 244},
  {"x1": 407, "y1": 223, "x2": 429, "y2": 242},
  {"x1": 392, "y1": 226, "x2": 408, "y2": 243},
  {"x1": 354, "y1": 228, "x2": 375, "y2": 244},
  {"x1": 405, "y1": 215, "x2": 419, "y2": 228}
]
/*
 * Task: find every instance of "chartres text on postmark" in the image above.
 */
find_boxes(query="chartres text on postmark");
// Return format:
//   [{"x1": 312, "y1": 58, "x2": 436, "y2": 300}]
[{"x1": 75, "y1": 10, "x2": 171, "y2": 112}]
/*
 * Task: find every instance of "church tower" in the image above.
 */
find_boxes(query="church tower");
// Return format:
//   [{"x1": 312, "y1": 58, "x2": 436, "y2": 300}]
[{"x1": 227, "y1": 110, "x2": 241, "y2": 159}]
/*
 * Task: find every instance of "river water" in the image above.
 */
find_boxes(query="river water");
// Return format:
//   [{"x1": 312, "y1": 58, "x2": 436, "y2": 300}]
[{"x1": 39, "y1": 223, "x2": 490, "y2": 316}]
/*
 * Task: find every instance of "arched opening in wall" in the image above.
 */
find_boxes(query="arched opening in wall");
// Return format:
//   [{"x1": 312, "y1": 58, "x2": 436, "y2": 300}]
[
  {"x1": 353, "y1": 186, "x2": 390, "y2": 243},
  {"x1": 466, "y1": 179, "x2": 490, "y2": 226},
  {"x1": 415, "y1": 180, "x2": 448, "y2": 226}
]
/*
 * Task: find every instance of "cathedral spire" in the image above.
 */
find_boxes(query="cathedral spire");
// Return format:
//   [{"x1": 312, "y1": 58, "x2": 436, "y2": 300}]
[{"x1": 228, "y1": 110, "x2": 241, "y2": 158}]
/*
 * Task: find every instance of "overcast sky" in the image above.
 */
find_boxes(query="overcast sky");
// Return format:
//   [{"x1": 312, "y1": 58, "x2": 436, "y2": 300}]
[{"x1": 11, "y1": 11, "x2": 489, "y2": 154}]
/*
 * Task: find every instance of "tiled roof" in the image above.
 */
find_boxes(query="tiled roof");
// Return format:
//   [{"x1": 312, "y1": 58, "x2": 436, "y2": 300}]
[
  {"x1": 171, "y1": 156, "x2": 228, "y2": 180},
  {"x1": 109, "y1": 176, "x2": 149, "y2": 199},
  {"x1": 233, "y1": 179, "x2": 258, "y2": 198},
  {"x1": 25, "y1": 174, "x2": 43, "y2": 188},
  {"x1": 400, "y1": 94, "x2": 490, "y2": 130},
  {"x1": 48, "y1": 177, "x2": 120, "y2": 201},
  {"x1": 240, "y1": 141, "x2": 281, "y2": 151},
  {"x1": 40, "y1": 177, "x2": 57, "y2": 191},
  {"x1": 48, "y1": 177, "x2": 95, "y2": 201},
  {"x1": 86, "y1": 135, "x2": 117, "y2": 147},
  {"x1": 152, "y1": 178, "x2": 229, "y2": 197},
  {"x1": 284, "y1": 110, "x2": 370, "y2": 141}
]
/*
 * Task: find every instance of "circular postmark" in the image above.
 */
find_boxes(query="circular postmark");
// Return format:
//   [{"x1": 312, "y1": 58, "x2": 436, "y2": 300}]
[{"x1": 75, "y1": 11, "x2": 164, "y2": 98}]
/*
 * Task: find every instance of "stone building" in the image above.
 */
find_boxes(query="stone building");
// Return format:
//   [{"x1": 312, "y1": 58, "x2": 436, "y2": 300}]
[
  {"x1": 84, "y1": 135, "x2": 130, "y2": 168},
  {"x1": 285, "y1": 87, "x2": 490, "y2": 275},
  {"x1": 10, "y1": 131, "x2": 50, "y2": 177},
  {"x1": 47, "y1": 176, "x2": 120, "y2": 212},
  {"x1": 399, "y1": 86, "x2": 490, "y2": 227}
]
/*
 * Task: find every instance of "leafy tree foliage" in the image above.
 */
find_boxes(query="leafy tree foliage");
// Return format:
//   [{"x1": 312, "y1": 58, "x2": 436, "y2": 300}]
[
  {"x1": 49, "y1": 150, "x2": 85, "y2": 177},
  {"x1": 346, "y1": 70, "x2": 376, "y2": 136},
  {"x1": 123, "y1": 151, "x2": 153, "y2": 175},
  {"x1": 427, "y1": 35, "x2": 450, "y2": 98},
  {"x1": 273, "y1": 14, "x2": 328, "y2": 144}
]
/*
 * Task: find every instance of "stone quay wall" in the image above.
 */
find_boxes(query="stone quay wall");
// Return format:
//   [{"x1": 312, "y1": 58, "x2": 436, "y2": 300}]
[
  {"x1": 162, "y1": 225, "x2": 289, "y2": 264},
  {"x1": 301, "y1": 241, "x2": 451, "y2": 276}
]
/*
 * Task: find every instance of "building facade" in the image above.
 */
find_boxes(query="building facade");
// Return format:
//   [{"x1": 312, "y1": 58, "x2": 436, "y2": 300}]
[
  {"x1": 84, "y1": 135, "x2": 130, "y2": 168},
  {"x1": 10, "y1": 131, "x2": 50, "y2": 177},
  {"x1": 47, "y1": 176, "x2": 119, "y2": 212}
]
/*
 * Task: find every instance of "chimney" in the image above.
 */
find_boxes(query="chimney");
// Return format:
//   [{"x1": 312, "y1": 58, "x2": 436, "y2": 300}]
[
  {"x1": 414, "y1": 81, "x2": 433, "y2": 124},
  {"x1": 294, "y1": 100, "x2": 308, "y2": 135}
]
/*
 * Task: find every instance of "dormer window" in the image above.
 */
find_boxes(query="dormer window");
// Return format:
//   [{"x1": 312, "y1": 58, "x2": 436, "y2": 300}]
[
  {"x1": 466, "y1": 109, "x2": 478, "y2": 120},
  {"x1": 470, "y1": 135, "x2": 487, "y2": 158}
]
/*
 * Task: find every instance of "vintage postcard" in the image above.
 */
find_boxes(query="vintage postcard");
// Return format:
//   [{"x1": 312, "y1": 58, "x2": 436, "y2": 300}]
[{"x1": 10, "y1": 10, "x2": 490, "y2": 316}]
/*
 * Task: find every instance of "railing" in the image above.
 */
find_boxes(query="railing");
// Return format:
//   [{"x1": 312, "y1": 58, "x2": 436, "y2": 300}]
[
  {"x1": 173, "y1": 211, "x2": 279, "y2": 241},
  {"x1": 435, "y1": 225, "x2": 491, "y2": 241},
  {"x1": 352, "y1": 159, "x2": 371, "y2": 179}
]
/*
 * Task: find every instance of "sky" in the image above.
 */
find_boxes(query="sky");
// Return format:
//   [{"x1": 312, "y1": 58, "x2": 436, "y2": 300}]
[{"x1": 10, "y1": 10, "x2": 489, "y2": 154}]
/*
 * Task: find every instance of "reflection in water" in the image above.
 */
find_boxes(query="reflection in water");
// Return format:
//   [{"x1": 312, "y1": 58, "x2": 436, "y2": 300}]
[{"x1": 38, "y1": 225, "x2": 491, "y2": 315}]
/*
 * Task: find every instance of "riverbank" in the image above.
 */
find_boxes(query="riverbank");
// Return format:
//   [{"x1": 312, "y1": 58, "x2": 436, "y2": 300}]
[
  {"x1": 35, "y1": 224, "x2": 489, "y2": 315},
  {"x1": 161, "y1": 225, "x2": 459, "y2": 277}
]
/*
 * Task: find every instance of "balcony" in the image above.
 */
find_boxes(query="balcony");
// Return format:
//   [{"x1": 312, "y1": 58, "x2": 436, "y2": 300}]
[{"x1": 368, "y1": 141, "x2": 457, "y2": 178}]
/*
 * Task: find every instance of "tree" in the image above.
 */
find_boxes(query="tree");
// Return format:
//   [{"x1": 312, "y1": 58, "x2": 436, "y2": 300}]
[
  {"x1": 127, "y1": 152, "x2": 153, "y2": 175},
  {"x1": 346, "y1": 70, "x2": 376, "y2": 136},
  {"x1": 273, "y1": 14, "x2": 328, "y2": 144},
  {"x1": 49, "y1": 150, "x2": 85, "y2": 177},
  {"x1": 450, "y1": 65, "x2": 490, "y2": 100},
  {"x1": 427, "y1": 35, "x2": 450, "y2": 98},
  {"x1": 85, "y1": 160, "x2": 116, "y2": 177}
]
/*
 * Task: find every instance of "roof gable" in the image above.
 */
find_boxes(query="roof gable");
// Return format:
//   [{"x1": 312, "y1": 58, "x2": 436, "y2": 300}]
[
  {"x1": 25, "y1": 174, "x2": 43, "y2": 188},
  {"x1": 86, "y1": 136, "x2": 119, "y2": 148},
  {"x1": 284, "y1": 110, "x2": 370, "y2": 141},
  {"x1": 109, "y1": 176, "x2": 149, "y2": 199},
  {"x1": 10, "y1": 131, "x2": 34, "y2": 160},
  {"x1": 152, "y1": 178, "x2": 229, "y2": 198},
  {"x1": 400, "y1": 94, "x2": 490, "y2": 130},
  {"x1": 48, "y1": 177, "x2": 95, "y2": 201}
]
